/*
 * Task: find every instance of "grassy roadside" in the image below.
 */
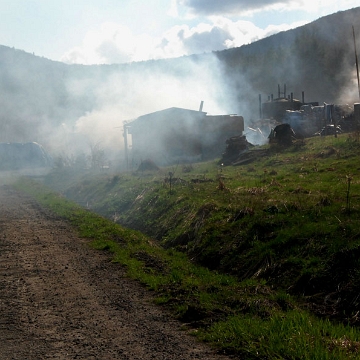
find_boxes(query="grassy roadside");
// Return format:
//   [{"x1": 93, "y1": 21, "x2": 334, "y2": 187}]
[
  {"x1": 49, "y1": 134, "x2": 360, "y2": 322},
  {"x1": 14, "y1": 175, "x2": 360, "y2": 359}
]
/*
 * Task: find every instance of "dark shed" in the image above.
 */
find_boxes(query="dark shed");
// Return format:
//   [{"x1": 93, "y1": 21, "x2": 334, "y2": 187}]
[{"x1": 127, "y1": 107, "x2": 244, "y2": 165}]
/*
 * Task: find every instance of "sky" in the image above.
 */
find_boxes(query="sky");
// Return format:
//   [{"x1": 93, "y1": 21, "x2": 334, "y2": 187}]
[{"x1": 0, "y1": 0, "x2": 359, "y2": 65}]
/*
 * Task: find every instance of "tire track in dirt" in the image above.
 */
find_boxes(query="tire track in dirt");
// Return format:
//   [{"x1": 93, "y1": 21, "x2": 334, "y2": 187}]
[{"x1": 0, "y1": 185, "x2": 234, "y2": 359}]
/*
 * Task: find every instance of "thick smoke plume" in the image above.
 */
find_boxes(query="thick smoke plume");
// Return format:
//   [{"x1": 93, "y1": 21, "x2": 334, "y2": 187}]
[
  {"x1": 62, "y1": 54, "x2": 243, "y2": 166},
  {"x1": 0, "y1": 7, "x2": 359, "y2": 169}
]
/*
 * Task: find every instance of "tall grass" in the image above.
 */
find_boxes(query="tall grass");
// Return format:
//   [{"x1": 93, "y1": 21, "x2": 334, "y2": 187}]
[{"x1": 199, "y1": 311, "x2": 360, "y2": 359}]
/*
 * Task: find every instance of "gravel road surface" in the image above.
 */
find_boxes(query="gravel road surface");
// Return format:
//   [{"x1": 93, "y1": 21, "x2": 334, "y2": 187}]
[{"x1": 0, "y1": 185, "x2": 233, "y2": 359}]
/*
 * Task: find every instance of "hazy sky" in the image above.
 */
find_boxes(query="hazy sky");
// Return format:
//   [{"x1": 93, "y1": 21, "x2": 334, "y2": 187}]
[{"x1": 0, "y1": 0, "x2": 358, "y2": 65}]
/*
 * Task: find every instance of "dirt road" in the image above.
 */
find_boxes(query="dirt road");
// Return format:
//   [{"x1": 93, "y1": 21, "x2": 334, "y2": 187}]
[{"x1": 0, "y1": 185, "x2": 232, "y2": 359}]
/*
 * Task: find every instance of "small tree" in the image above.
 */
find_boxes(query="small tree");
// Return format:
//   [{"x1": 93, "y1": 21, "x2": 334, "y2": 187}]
[{"x1": 89, "y1": 142, "x2": 107, "y2": 170}]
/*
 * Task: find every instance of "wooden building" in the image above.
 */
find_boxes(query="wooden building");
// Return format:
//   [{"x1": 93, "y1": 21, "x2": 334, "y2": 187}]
[{"x1": 125, "y1": 107, "x2": 244, "y2": 166}]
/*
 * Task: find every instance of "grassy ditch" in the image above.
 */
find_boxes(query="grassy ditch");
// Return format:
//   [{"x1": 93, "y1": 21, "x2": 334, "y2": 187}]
[
  {"x1": 14, "y1": 175, "x2": 360, "y2": 359},
  {"x1": 49, "y1": 134, "x2": 360, "y2": 323}
]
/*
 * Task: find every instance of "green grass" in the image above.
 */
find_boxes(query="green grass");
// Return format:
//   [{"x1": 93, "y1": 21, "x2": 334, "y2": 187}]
[
  {"x1": 13, "y1": 133, "x2": 360, "y2": 359},
  {"x1": 199, "y1": 311, "x2": 360, "y2": 359},
  {"x1": 43, "y1": 135, "x2": 360, "y2": 307}
]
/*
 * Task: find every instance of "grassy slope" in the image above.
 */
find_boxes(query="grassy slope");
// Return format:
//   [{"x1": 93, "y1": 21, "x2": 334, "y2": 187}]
[
  {"x1": 29, "y1": 132, "x2": 360, "y2": 358},
  {"x1": 50, "y1": 134, "x2": 360, "y2": 320}
]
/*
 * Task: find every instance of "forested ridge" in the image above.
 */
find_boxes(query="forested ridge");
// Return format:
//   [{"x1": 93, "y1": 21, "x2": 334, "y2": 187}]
[{"x1": 0, "y1": 7, "x2": 359, "y2": 148}]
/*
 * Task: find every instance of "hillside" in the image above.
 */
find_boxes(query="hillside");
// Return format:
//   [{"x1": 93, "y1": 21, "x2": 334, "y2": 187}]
[
  {"x1": 42, "y1": 132, "x2": 360, "y2": 329},
  {"x1": 0, "y1": 7, "x2": 360, "y2": 161},
  {"x1": 216, "y1": 7, "x2": 360, "y2": 111},
  {"x1": 5, "y1": 131, "x2": 356, "y2": 358}
]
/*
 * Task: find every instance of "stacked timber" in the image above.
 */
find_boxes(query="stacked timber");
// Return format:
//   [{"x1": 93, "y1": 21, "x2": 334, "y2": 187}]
[{"x1": 221, "y1": 135, "x2": 251, "y2": 165}]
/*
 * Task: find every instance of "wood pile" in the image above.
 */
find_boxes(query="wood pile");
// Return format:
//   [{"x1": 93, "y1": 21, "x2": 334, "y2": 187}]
[{"x1": 221, "y1": 135, "x2": 253, "y2": 165}]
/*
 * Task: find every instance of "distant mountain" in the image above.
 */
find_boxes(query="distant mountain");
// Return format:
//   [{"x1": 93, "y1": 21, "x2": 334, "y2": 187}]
[
  {"x1": 215, "y1": 6, "x2": 360, "y2": 114},
  {"x1": 0, "y1": 7, "x2": 359, "y2": 155}
]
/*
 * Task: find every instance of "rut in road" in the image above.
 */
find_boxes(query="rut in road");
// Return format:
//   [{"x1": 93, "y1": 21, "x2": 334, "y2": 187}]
[{"x1": 0, "y1": 185, "x2": 233, "y2": 360}]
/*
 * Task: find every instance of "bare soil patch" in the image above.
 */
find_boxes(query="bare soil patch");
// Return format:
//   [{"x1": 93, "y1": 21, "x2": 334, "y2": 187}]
[{"x1": 0, "y1": 185, "x2": 232, "y2": 360}]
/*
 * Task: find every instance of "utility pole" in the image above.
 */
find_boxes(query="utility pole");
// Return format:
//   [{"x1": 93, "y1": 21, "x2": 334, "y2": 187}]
[
  {"x1": 353, "y1": 25, "x2": 360, "y2": 101},
  {"x1": 123, "y1": 122, "x2": 130, "y2": 169}
]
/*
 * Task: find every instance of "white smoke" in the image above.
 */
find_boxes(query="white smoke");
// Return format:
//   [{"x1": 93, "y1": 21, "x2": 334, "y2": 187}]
[{"x1": 63, "y1": 54, "x2": 247, "y2": 166}]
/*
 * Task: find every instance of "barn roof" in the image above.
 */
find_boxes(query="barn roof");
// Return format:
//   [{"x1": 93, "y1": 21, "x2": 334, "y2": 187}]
[
  {"x1": 129, "y1": 107, "x2": 207, "y2": 131},
  {"x1": 137, "y1": 107, "x2": 206, "y2": 117}
]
